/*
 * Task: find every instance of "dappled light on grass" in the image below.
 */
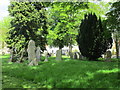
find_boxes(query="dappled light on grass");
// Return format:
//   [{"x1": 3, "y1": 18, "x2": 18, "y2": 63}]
[
  {"x1": 2, "y1": 55, "x2": 119, "y2": 88},
  {"x1": 97, "y1": 68, "x2": 119, "y2": 74}
]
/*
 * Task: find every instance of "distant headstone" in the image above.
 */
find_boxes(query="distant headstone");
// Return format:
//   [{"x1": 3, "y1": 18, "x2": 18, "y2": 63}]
[
  {"x1": 44, "y1": 50, "x2": 48, "y2": 62},
  {"x1": 73, "y1": 52, "x2": 77, "y2": 59},
  {"x1": 56, "y1": 49, "x2": 62, "y2": 60},
  {"x1": 27, "y1": 40, "x2": 38, "y2": 66},
  {"x1": 36, "y1": 46, "x2": 41, "y2": 62},
  {"x1": 105, "y1": 50, "x2": 112, "y2": 61},
  {"x1": 106, "y1": 51, "x2": 112, "y2": 59}
]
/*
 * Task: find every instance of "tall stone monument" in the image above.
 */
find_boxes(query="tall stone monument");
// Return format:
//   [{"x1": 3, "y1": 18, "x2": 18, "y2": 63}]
[{"x1": 27, "y1": 40, "x2": 38, "y2": 66}]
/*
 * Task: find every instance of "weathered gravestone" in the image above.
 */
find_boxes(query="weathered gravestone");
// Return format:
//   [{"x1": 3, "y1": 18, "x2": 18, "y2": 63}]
[
  {"x1": 105, "y1": 50, "x2": 112, "y2": 62},
  {"x1": 56, "y1": 49, "x2": 62, "y2": 60},
  {"x1": 36, "y1": 46, "x2": 41, "y2": 62},
  {"x1": 44, "y1": 50, "x2": 48, "y2": 62},
  {"x1": 27, "y1": 40, "x2": 38, "y2": 66}
]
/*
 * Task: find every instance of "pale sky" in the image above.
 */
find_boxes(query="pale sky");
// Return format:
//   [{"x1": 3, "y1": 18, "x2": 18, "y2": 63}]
[
  {"x1": 0, "y1": 0, "x2": 116, "y2": 21},
  {"x1": 0, "y1": 0, "x2": 10, "y2": 20}
]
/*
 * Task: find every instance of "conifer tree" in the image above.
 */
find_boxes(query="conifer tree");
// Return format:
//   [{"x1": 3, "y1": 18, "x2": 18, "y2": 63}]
[{"x1": 77, "y1": 13, "x2": 112, "y2": 61}]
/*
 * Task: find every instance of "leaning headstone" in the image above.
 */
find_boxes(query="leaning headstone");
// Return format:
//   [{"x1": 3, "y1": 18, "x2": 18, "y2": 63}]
[
  {"x1": 56, "y1": 49, "x2": 62, "y2": 60},
  {"x1": 36, "y1": 46, "x2": 41, "y2": 62},
  {"x1": 27, "y1": 40, "x2": 38, "y2": 66},
  {"x1": 44, "y1": 50, "x2": 48, "y2": 62}
]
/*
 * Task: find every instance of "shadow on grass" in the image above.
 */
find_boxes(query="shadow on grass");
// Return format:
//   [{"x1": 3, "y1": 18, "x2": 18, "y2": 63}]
[{"x1": 2, "y1": 54, "x2": 119, "y2": 88}]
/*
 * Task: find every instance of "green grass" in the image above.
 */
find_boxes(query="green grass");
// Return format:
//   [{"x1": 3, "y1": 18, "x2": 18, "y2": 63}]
[{"x1": 2, "y1": 55, "x2": 120, "y2": 88}]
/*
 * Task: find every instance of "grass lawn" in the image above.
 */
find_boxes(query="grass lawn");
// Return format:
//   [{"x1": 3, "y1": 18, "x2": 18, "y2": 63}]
[{"x1": 1, "y1": 55, "x2": 120, "y2": 88}]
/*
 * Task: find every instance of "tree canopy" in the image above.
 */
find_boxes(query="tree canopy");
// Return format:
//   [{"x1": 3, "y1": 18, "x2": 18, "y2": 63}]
[{"x1": 6, "y1": 2, "x2": 48, "y2": 51}]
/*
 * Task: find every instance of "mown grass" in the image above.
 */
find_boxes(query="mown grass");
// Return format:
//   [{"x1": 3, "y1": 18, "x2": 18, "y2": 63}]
[{"x1": 2, "y1": 55, "x2": 120, "y2": 88}]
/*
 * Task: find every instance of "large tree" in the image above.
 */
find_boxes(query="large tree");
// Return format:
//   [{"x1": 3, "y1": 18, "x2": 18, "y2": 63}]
[
  {"x1": 106, "y1": 1, "x2": 120, "y2": 59},
  {"x1": 6, "y1": 2, "x2": 48, "y2": 62},
  {"x1": 77, "y1": 13, "x2": 113, "y2": 61},
  {"x1": 47, "y1": 2, "x2": 88, "y2": 59}
]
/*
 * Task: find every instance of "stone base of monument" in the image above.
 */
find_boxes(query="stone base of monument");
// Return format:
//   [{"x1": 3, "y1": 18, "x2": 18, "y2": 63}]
[{"x1": 28, "y1": 59, "x2": 38, "y2": 66}]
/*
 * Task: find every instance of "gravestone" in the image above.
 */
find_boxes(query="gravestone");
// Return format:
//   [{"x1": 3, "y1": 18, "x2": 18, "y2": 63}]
[
  {"x1": 105, "y1": 50, "x2": 112, "y2": 62},
  {"x1": 27, "y1": 40, "x2": 38, "y2": 66},
  {"x1": 56, "y1": 49, "x2": 62, "y2": 60},
  {"x1": 44, "y1": 50, "x2": 48, "y2": 62},
  {"x1": 73, "y1": 52, "x2": 77, "y2": 59},
  {"x1": 36, "y1": 46, "x2": 41, "y2": 62}
]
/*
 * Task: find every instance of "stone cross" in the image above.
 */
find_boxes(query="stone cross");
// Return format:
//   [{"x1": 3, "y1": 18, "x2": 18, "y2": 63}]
[{"x1": 27, "y1": 40, "x2": 38, "y2": 66}]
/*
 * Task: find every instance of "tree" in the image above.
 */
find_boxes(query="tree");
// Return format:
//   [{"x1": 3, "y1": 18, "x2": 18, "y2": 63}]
[
  {"x1": 106, "y1": 1, "x2": 120, "y2": 59},
  {"x1": 77, "y1": 13, "x2": 113, "y2": 61},
  {"x1": 47, "y1": 2, "x2": 88, "y2": 59},
  {"x1": 6, "y1": 2, "x2": 48, "y2": 62}
]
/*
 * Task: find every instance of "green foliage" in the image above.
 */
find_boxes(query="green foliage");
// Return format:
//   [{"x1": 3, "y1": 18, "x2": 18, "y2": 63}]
[
  {"x1": 106, "y1": 1, "x2": 120, "y2": 32},
  {"x1": 106, "y1": 1, "x2": 120, "y2": 59},
  {"x1": 6, "y1": 2, "x2": 48, "y2": 61},
  {"x1": 6, "y1": 2, "x2": 48, "y2": 50},
  {"x1": 87, "y1": 2, "x2": 110, "y2": 20},
  {"x1": 77, "y1": 13, "x2": 113, "y2": 60},
  {"x1": 47, "y1": 2, "x2": 88, "y2": 48},
  {"x1": 0, "y1": 16, "x2": 12, "y2": 42},
  {"x1": 2, "y1": 55, "x2": 119, "y2": 88}
]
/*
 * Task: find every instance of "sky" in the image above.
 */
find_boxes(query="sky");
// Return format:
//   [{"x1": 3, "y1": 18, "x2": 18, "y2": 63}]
[
  {"x1": 0, "y1": 0, "x2": 10, "y2": 20},
  {"x1": 0, "y1": 0, "x2": 116, "y2": 21}
]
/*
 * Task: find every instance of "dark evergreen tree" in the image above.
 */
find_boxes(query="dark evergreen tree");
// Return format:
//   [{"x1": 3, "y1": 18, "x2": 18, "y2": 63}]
[
  {"x1": 77, "y1": 13, "x2": 113, "y2": 61},
  {"x1": 6, "y1": 2, "x2": 48, "y2": 62}
]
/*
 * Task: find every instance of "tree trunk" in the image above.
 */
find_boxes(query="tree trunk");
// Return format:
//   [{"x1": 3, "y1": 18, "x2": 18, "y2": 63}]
[
  {"x1": 69, "y1": 44, "x2": 73, "y2": 59},
  {"x1": 115, "y1": 34, "x2": 119, "y2": 59}
]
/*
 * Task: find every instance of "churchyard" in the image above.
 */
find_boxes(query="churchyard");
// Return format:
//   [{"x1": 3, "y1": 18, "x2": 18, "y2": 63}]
[
  {"x1": 0, "y1": 1, "x2": 120, "y2": 89},
  {"x1": 2, "y1": 54, "x2": 119, "y2": 88}
]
